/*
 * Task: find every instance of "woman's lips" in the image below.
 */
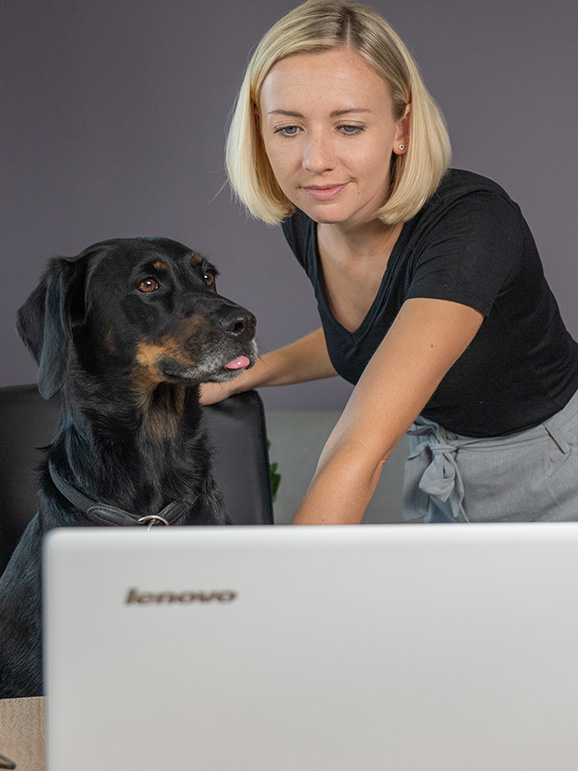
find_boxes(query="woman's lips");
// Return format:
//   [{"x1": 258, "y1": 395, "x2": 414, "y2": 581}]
[{"x1": 302, "y1": 182, "x2": 349, "y2": 201}]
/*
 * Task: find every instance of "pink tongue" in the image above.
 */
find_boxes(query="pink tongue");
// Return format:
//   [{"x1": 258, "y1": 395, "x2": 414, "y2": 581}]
[{"x1": 224, "y1": 355, "x2": 251, "y2": 370}]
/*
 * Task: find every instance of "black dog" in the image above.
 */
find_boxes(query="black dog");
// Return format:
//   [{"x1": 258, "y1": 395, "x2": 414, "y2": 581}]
[{"x1": 0, "y1": 237, "x2": 257, "y2": 698}]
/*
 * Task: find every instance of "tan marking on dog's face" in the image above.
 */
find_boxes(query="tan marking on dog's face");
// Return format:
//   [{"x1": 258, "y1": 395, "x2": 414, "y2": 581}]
[
  {"x1": 133, "y1": 323, "x2": 202, "y2": 384},
  {"x1": 191, "y1": 254, "x2": 203, "y2": 266},
  {"x1": 135, "y1": 315, "x2": 204, "y2": 364},
  {"x1": 132, "y1": 316, "x2": 205, "y2": 403},
  {"x1": 135, "y1": 338, "x2": 182, "y2": 381},
  {"x1": 152, "y1": 260, "x2": 169, "y2": 271}
]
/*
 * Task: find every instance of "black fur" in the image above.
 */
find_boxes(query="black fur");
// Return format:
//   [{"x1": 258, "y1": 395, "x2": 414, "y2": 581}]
[{"x1": 0, "y1": 237, "x2": 257, "y2": 698}]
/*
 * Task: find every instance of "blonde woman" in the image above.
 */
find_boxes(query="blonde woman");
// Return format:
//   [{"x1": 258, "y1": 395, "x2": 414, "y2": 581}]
[{"x1": 202, "y1": 0, "x2": 578, "y2": 524}]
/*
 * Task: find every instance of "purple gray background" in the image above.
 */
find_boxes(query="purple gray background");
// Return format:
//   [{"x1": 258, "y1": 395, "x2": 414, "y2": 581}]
[{"x1": 2, "y1": 0, "x2": 577, "y2": 411}]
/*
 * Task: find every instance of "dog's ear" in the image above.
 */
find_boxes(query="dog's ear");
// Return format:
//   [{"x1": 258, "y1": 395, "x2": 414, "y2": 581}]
[{"x1": 17, "y1": 256, "x2": 88, "y2": 399}]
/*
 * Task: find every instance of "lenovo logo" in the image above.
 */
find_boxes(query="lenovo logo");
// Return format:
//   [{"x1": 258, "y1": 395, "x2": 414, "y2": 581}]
[{"x1": 125, "y1": 588, "x2": 237, "y2": 605}]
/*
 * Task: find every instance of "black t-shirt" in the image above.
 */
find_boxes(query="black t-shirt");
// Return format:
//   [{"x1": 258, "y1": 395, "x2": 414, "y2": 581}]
[{"x1": 281, "y1": 168, "x2": 578, "y2": 436}]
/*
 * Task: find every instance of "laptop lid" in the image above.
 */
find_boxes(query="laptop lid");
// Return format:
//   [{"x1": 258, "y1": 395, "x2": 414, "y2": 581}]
[{"x1": 43, "y1": 524, "x2": 578, "y2": 770}]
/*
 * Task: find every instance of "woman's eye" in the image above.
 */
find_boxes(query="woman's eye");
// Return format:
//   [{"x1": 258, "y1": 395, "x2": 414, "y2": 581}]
[
  {"x1": 340, "y1": 125, "x2": 363, "y2": 135},
  {"x1": 204, "y1": 271, "x2": 216, "y2": 288},
  {"x1": 275, "y1": 125, "x2": 300, "y2": 136},
  {"x1": 138, "y1": 277, "x2": 159, "y2": 293}
]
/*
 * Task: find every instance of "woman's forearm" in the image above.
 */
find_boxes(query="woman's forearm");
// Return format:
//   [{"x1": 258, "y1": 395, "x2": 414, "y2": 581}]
[
  {"x1": 292, "y1": 461, "x2": 382, "y2": 525},
  {"x1": 292, "y1": 432, "x2": 392, "y2": 525}
]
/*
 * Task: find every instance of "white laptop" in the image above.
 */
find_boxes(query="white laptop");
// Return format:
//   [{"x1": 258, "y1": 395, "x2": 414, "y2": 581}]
[{"x1": 43, "y1": 524, "x2": 578, "y2": 771}]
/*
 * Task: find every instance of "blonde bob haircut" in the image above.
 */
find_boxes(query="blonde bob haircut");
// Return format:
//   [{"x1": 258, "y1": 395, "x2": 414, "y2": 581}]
[{"x1": 226, "y1": 0, "x2": 451, "y2": 225}]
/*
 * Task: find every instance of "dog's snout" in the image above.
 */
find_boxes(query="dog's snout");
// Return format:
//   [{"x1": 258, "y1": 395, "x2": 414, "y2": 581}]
[{"x1": 219, "y1": 308, "x2": 256, "y2": 344}]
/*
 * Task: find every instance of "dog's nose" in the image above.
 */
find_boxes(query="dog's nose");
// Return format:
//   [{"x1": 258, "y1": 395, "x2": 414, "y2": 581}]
[{"x1": 219, "y1": 308, "x2": 256, "y2": 344}]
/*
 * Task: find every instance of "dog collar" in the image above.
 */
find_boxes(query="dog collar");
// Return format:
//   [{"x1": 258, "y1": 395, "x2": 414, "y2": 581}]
[{"x1": 48, "y1": 461, "x2": 193, "y2": 528}]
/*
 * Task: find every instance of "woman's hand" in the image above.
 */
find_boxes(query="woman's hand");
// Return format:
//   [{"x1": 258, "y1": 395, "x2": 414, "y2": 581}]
[
  {"x1": 292, "y1": 298, "x2": 484, "y2": 525},
  {"x1": 199, "y1": 379, "x2": 244, "y2": 406}
]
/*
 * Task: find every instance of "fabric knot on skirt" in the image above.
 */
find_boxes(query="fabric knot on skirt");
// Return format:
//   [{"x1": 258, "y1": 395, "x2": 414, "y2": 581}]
[{"x1": 403, "y1": 421, "x2": 470, "y2": 521}]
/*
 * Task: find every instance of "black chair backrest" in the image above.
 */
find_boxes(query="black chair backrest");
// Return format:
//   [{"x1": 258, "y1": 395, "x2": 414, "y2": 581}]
[{"x1": 0, "y1": 385, "x2": 273, "y2": 575}]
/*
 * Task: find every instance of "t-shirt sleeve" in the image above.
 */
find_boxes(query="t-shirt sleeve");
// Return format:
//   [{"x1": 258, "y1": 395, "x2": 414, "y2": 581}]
[{"x1": 406, "y1": 191, "x2": 525, "y2": 317}]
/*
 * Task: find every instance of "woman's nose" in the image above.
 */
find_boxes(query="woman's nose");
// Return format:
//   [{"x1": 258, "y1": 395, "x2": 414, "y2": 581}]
[{"x1": 303, "y1": 132, "x2": 335, "y2": 173}]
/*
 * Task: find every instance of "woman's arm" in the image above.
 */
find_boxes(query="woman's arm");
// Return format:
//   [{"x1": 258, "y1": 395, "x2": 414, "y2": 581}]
[
  {"x1": 200, "y1": 327, "x2": 337, "y2": 405},
  {"x1": 292, "y1": 297, "x2": 484, "y2": 525}
]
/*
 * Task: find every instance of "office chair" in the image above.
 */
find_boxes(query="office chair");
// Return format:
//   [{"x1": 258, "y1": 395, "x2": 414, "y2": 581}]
[{"x1": 0, "y1": 385, "x2": 274, "y2": 575}]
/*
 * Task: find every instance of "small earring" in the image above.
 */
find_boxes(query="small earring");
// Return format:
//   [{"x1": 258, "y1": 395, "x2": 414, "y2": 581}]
[{"x1": 398, "y1": 144, "x2": 405, "y2": 151}]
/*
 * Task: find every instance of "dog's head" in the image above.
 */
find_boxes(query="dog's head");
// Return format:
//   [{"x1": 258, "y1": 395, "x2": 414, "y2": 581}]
[{"x1": 17, "y1": 237, "x2": 258, "y2": 399}]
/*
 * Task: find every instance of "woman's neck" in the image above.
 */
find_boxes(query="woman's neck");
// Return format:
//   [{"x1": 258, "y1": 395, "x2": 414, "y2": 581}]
[{"x1": 317, "y1": 218, "x2": 403, "y2": 265}]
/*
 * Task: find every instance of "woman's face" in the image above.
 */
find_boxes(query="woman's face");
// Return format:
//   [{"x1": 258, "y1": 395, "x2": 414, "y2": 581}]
[{"x1": 259, "y1": 46, "x2": 409, "y2": 229}]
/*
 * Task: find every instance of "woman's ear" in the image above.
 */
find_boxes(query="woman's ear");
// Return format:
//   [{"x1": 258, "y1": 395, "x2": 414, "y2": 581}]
[{"x1": 393, "y1": 103, "x2": 411, "y2": 155}]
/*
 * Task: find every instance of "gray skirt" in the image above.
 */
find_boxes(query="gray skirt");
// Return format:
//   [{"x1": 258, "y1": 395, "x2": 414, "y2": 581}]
[{"x1": 403, "y1": 388, "x2": 578, "y2": 523}]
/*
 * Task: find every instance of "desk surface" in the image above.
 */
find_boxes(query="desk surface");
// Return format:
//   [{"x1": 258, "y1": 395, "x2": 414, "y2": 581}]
[{"x1": 0, "y1": 697, "x2": 45, "y2": 771}]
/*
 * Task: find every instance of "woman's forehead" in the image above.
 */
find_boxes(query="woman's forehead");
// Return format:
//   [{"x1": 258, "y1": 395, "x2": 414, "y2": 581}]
[{"x1": 260, "y1": 47, "x2": 392, "y2": 112}]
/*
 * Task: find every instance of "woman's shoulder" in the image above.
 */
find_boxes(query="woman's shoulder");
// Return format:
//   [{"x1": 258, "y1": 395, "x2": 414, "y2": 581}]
[
  {"x1": 408, "y1": 168, "x2": 522, "y2": 235},
  {"x1": 431, "y1": 168, "x2": 516, "y2": 207}
]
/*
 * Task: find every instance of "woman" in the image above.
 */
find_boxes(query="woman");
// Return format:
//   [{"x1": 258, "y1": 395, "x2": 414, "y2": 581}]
[{"x1": 202, "y1": 0, "x2": 578, "y2": 524}]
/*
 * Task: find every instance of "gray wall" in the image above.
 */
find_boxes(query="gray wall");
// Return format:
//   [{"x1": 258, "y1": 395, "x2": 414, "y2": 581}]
[{"x1": 2, "y1": 0, "x2": 577, "y2": 411}]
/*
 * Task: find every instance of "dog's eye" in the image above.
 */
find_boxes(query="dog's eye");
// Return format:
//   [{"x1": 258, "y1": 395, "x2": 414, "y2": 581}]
[
  {"x1": 138, "y1": 278, "x2": 159, "y2": 294},
  {"x1": 203, "y1": 270, "x2": 216, "y2": 289}
]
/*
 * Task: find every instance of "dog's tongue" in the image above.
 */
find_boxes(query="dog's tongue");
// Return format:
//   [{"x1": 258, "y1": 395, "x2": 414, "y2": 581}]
[{"x1": 224, "y1": 356, "x2": 251, "y2": 370}]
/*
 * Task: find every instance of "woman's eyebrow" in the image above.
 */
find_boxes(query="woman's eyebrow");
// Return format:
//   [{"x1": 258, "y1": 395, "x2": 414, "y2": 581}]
[
  {"x1": 267, "y1": 108, "x2": 372, "y2": 117},
  {"x1": 330, "y1": 108, "x2": 371, "y2": 117},
  {"x1": 267, "y1": 109, "x2": 304, "y2": 117}
]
